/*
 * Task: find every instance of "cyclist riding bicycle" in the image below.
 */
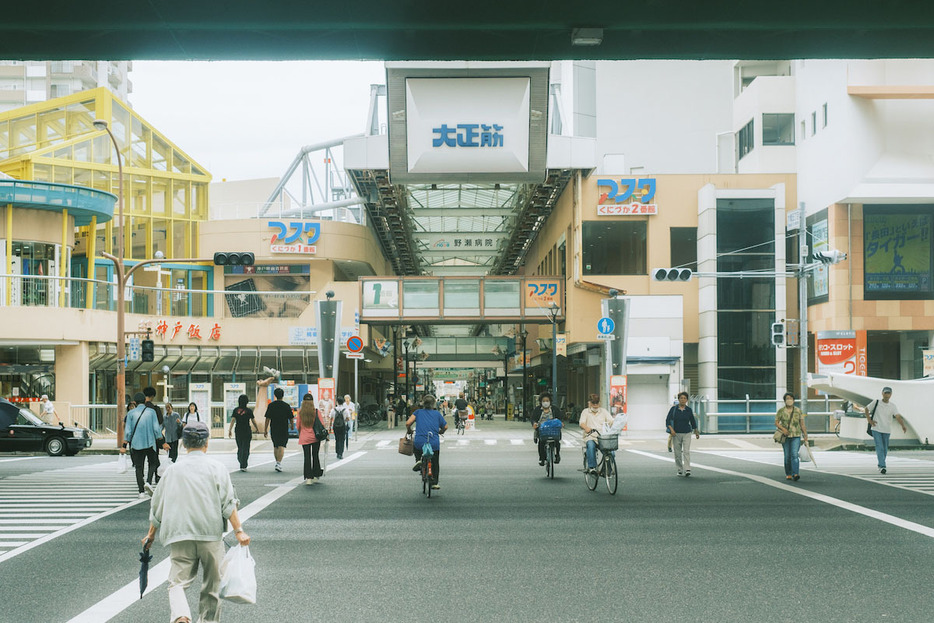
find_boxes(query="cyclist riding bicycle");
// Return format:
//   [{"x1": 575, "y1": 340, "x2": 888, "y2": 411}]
[
  {"x1": 453, "y1": 392, "x2": 469, "y2": 430},
  {"x1": 579, "y1": 393, "x2": 614, "y2": 474},
  {"x1": 406, "y1": 395, "x2": 448, "y2": 490},
  {"x1": 532, "y1": 392, "x2": 564, "y2": 466}
]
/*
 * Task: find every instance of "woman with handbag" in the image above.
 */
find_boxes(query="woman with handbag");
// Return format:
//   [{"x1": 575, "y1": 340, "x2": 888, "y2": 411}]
[
  {"x1": 297, "y1": 393, "x2": 327, "y2": 485},
  {"x1": 775, "y1": 392, "x2": 808, "y2": 481}
]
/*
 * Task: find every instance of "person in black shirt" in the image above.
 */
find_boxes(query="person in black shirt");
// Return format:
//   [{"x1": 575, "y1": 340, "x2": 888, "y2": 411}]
[
  {"x1": 263, "y1": 387, "x2": 294, "y2": 472},
  {"x1": 228, "y1": 394, "x2": 259, "y2": 471},
  {"x1": 143, "y1": 386, "x2": 167, "y2": 486},
  {"x1": 454, "y1": 392, "x2": 469, "y2": 429}
]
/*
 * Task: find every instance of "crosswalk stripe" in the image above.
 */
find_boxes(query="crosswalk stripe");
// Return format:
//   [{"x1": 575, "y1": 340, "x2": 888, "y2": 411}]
[{"x1": 510, "y1": 439, "x2": 524, "y2": 445}]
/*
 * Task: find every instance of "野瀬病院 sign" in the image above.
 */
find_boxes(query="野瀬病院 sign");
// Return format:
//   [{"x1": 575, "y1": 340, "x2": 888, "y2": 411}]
[
  {"x1": 597, "y1": 178, "x2": 658, "y2": 216},
  {"x1": 268, "y1": 221, "x2": 321, "y2": 254}
]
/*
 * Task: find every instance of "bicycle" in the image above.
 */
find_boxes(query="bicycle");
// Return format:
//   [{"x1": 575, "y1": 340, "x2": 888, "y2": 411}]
[
  {"x1": 419, "y1": 432, "x2": 436, "y2": 498},
  {"x1": 455, "y1": 416, "x2": 466, "y2": 435},
  {"x1": 539, "y1": 426, "x2": 562, "y2": 479},
  {"x1": 583, "y1": 433, "x2": 618, "y2": 495}
]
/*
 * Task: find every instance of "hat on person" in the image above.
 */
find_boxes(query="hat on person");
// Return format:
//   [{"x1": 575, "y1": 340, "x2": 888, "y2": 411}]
[
  {"x1": 182, "y1": 420, "x2": 210, "y2": 441},
  {"x1": 133, "y1": 392, "x2": 146, "y2": 404},
  {"x1": 882, "y1": 386, "x2": 893, "y2": 394},
  {"x1": 40, "y1": 394, "x2": 48, "y2": 400}
]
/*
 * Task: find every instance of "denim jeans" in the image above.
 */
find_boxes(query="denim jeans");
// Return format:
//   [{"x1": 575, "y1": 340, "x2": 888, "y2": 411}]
[
  {"x1": 872, "y1": 429, "x2": 891, "y2": 469},
  {"x1": 782, "y1": 436, "x2": 802, "y2": 476},
  {"x1": 585, "y1": 440, "x2": 598, "y2": 469}
]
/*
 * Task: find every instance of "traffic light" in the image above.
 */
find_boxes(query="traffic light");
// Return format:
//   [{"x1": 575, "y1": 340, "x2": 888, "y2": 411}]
[
  {"x1": 770, "y1": 322, "x2": 785, "y2": 347},
  {"x1": 652, "y1": 267, "x2": 693, "y2": 281},
  {"x1": 213, "y1": 252, "x2": 255, "y2": 266},
  {"x1": 141, "y1": 339, "x2": 155, "y2": 362},
  {"x1": 811, "y1": 249, "x2": 847, "y2": 265}
]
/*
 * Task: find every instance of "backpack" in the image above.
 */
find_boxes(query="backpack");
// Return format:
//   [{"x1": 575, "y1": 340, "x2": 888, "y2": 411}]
[{"x1": 333, "y1": 406, "x2": 346, "y2": 428}]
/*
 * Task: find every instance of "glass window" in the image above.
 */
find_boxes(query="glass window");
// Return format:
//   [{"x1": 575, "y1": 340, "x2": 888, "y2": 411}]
[
  {"x1": 65, "y1": 100, "x2": 95, "y2": 137},
  {"x1": 762, "y1": 113, "x2": 794, "y2": 145},
  {"x1": 173, "y1": 220, "x2": 189, "y2": 258},
  {"x1": 402, "y1": 280, "x2": 439, "y2": 316},
  {"x1": 582, "y1": 221, "x2": 647, "y2": 275},
  {"x1": 737, "y1": 118, "x2": 754, "y2": 159},
  {"x1": 483, "y1": 280, "x2": 520, "y2": 314},
  {"x1": 811, "y1": 111, "x2": 817, "y2": 135},
  {"x1": 132, "y1": 177, "x2": 150, "y2": 215},
  {"x1": 670, "y1": 227, "x2": 697, "y2": 272},
  {"x1": 716, "y1": 199, "x2": 774, "y2": 254},
  {"x1": 442, "y1": 279, "x2": 480, "y2": 316},
  {"x1": 152, "y1": 137, "x2": 169, "y2": 172},
  {"x1": 717, "y1": 366, "x2": 776, "y2": 400},
  {"x1": 173, "y1": 181, "x2": 188, "y2": 216},
  {"x1": 152, "y1": 177, "x2": 168, "y2": 215},
  {"x1": 822, "y1": 103, "x2": 828, "y2": 128}
]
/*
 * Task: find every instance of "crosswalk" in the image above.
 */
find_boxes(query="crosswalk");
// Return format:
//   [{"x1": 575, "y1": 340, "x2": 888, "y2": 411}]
[
  {"x1": 697, "y1": 450, "x2": 934, "y2": 497},
  {"x1": 0, "y1": 460, "x2": 142, "y2": 562},
  {"x1": 366, "y1": 436, "x2": 641, "y2": 449}
]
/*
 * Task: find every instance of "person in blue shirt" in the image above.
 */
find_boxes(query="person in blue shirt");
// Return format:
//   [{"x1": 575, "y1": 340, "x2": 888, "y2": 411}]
[
  {"x1": 124, "y1": 391, "x2": 165, "y2": 497},
  {"x1": 406, "y1": 395, "x2": 447, "y2": 490},
  {"x1": 665, "y1": 391, "x2": 700, "y2": 477}
]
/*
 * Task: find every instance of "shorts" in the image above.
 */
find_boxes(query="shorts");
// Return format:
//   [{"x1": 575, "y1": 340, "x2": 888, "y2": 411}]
[{"x1": 270, "y1": 430, "x2": 289, "y2": 448}]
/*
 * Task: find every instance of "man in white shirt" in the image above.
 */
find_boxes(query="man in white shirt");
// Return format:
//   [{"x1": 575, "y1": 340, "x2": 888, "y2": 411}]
[
  {"x1": 865, "y1": 386, "x2": 908, "y2": 474},
  {"x1": 342, "y1": 394, "x2": 357, "y2": 444},
  {"x1": 38, "y1": 395, "x2": 59, "y2": 426}
]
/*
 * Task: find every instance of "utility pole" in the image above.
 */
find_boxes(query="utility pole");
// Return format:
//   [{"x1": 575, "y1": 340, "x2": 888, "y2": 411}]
[{"x1": 798, "y1": 201, "x2": 809, "y2": 414}]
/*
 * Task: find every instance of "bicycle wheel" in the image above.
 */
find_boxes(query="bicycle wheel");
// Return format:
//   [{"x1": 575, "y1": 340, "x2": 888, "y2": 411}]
[
  {"x1": 421, "y1": 461, "x2": 428, "y2": 497},
  {"x1": 584, "y1": 453, "x2": 598, "y2": 490},
  {"x1": 546, "y1": 444, "x2": 555, "y2": 479},
  {"x1": 604, "y1": 455, "x2": 618, "y2": 495}
]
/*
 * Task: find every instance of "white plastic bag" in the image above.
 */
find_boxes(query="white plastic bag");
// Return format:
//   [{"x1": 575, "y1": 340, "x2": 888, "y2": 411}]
[
  {"x1": 156, "y1": 461, "x2": 169, "y2": 477},
  {"x1": 608, "y1": 413, "x2": 629, "y2": 434},
  {"x1": 116, "y1": 453, "x2": 129, "y2": 474},
  {"x1": 219, "y1": 544, "x2": 256, "y2": 605},
  {"x1": 798, "y1": 444, "x2": 811, "y2": 463}
]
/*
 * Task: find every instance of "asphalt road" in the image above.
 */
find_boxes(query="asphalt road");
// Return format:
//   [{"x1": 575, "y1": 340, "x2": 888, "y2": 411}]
[{"x1": 2, "y1": 422, "x2": 933, "y2": 623}]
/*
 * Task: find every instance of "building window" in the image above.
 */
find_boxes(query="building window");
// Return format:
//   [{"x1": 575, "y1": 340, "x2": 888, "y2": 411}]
[
  {"x1": 800, "y1": 121, "x2": 806, "y2": 141},
  {"x1": 737, "y1": 119, "x2": 754, "y2": 160},
  {"x1": 762, "y1": 113, "x2": 794, "y2": 146},
  {"x1": 670, "y1": 227, "x2": 698, "y2": 271},
  {"x1": 582, "y1": 221, "x2": 647, "y2": 275},
  {"x1": 822, "y1": 103, "x2": 828, "y2": 128},
  {"x1": 811, "y1": 111, "x2": 817, "y2": 135}
]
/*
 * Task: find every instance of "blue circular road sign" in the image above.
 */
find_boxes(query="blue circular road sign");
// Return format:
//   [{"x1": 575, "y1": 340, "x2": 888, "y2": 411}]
[
  {"x1": 346, "y1": 336, "x2": 364, "y2": 353},
  {"x1": 598, "y1": 316, "x2": 615, "y2": 334}
]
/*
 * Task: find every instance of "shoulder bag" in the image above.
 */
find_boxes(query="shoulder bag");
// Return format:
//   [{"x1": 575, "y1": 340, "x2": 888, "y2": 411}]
[
  {"x1": 867, "y1": 400, "x2": 878, "y2": 436},
  {"x1": 773, "y1": 409, "x2": 788, "y2": 444},
  {"x1": 312, "y1": 413, "x2": 328, "y2": 441},
  {"x1": 398, "y1": 433, "x2": 414, "y2": 456}
]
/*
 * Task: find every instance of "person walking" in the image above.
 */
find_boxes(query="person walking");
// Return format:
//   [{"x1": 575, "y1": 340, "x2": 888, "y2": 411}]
[
  {"x1": 331, "y1": 396, "x2": 349, "y2": 460},
  {"x1": 228, "y1": 394, "x2": 259, "y2": 471},
  {"x1": 183, "y1": 402, "x2": 202, "y2": 424},
  {"x1": 775, "y1": 392, "x2": 808, "y2": 481},
  {"x1": 143, "y1": 387, "x2": 166, "y2": 485},
  {"x1": 263, "y1": 387, "x2": 294, "y2": 473},
  {"x1": 38, "y1": 394, "x2": 59, "y2": 426},
  {"x1": 163, "y1": 403, "x2": 182, "y2": 463},
  {"x1": 579, "y1": 394, "x2": 614, "y2": 475},
  {"x1": 531, "y1": 393, "x2": 564, "y2": 466},
  {"x1": 342, "y1": 394, "x2": 356, "y2": 446},
  {"x1": 124, "y1": 392, "x2": 163, "y2": 499},
  {"x1": 406, "y1": 395, "x2": 447, "y2": 490},
  {"x1": 666, "y1": 392, "x2": 700, "y2": 477},
  {"x1": 297, "y1": 393, "x2": 326, "y2": 484},
  {"x1": 142, "y1": 421, "x2": 250, "y2": 623},
  {"x1": 865, "y1": 386, "x2": 908, "y2": 474}
]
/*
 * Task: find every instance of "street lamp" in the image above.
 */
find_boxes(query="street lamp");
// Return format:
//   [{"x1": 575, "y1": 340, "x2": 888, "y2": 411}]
[
  {"x1": 548, "y1": 301, "x2": 560, "y2": 400},
  {"x1": 519, "y1": 328, "x2": 528, "y2": 421},
  {"x1": 93, "y1": 118, "x2": 129, "y2": 450}
]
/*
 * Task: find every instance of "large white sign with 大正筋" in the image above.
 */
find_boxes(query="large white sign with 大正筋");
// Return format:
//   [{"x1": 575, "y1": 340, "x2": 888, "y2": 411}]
[{"x1": 405, "y1": 77, "x2": 530, "y2": 175}]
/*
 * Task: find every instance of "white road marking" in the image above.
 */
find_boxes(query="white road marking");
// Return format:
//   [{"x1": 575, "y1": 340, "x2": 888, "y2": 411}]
[
  {"x1": 628, "y1": 449, "x2": 934, "y2": 540},
  {"x1": 0, "y1": 456, "x2": 42, "y2": 463},
  {"x1": 485, "y1": 439, "x2": 497, "y2": 446},
  {"x1": 723, "y1": 438, "x2": 760, "y2": 450},
  {"x1": 66, "y1": 451, "x2": 366, "y2": 623},
  {"x1": 510, "y1": 439, "x2": 524, "y2": 445}
]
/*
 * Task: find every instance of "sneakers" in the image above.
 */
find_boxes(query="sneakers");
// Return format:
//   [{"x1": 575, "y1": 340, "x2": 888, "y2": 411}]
[
  {"x1": 412, "y1": 461, "x2": 422, "y2": 472},
  {"x1": 668, "y1": 446, "x2": 673, "y2": 453},
  {"x1": 677, "y1": 471, "x2": 684, "y2": 476},
  {"x1": 684, "y1": 471, "x2": 691, "y2": 477},
  {"x1": 554, "y1": 455, "x2": 561, "y2": 464},
  {"x1": 337, "y1": 455, "x2": 343, "y2": 460},
  {"x1": 430, "y1": 484, "x2": 440, "y2": 490},
  {"x1": 880, "y1": 467, "x2": 887, "y2": 474},
  {"x1": 786, "y1": 475, "x2": 793, "y2": 480},
  {"x1": 587, "y1": 468, "x2": 598, "y2": 474},
  {"x1": 539, "y1": 460, "x2": 545, "y2": 466},
  {"x1": 143, "y1": 483, "x2": 155, "y2": 497},
  {"x1": 240, "y1": 467, "x2": 247, "y2": 472},
  {"x1": 792, "y1": 474, "x2": 800, "y2": 481},
  {"x1": 138, "y1": 492, "x2": 148, "y2": 499},
  {"x1": 304, "y1": 478, "x2": 314, "y2": 485},
  {"x1": 274, "y1": 462, "x2": 282, "y2": 472}
]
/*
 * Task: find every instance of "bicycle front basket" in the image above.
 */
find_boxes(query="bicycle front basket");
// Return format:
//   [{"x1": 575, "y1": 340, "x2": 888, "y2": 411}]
[
  {"x1": 597, "y1": 434, "x2": 619, "y2": 452},
  {"x1": 539, "y1": 427, "x2": 562, "y2": 441}
]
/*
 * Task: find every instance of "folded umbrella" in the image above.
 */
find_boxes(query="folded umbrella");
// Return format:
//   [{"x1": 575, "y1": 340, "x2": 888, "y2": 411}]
[{"x1": 138, "y1": 546, "x2": 153, "y2": 598}]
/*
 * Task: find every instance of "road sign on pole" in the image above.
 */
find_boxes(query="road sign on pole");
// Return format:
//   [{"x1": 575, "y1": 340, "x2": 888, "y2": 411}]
[
  {"x1": 597, "y1": 316, "x2": 615, "y2": 335},
  {"x1": 345, "y1": 352, "x2": 364, "y2": 359},
  {"x1": 346, "y1": 335, "x2": 364, "y2": 353}
]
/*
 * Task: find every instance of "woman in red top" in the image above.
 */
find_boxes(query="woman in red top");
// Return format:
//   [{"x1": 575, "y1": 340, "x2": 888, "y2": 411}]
[{"x1": 298, "y1": 393, "x2": 326, "y2": 485}]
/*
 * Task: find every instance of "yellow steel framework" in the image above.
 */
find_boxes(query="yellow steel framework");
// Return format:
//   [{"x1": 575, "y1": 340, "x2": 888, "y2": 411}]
[{"x1": 0, "y1": 88, "x2": 211, "y2": 283}]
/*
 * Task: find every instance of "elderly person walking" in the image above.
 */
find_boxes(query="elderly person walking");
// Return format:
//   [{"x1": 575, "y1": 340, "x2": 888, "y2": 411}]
[
  {"x1": 666, "y1": 392, "x2": 700, "y2": 477},
  {"x1": 142, "y1": 421, "x2": 250, "y2": 623},
  {"x1": 163, "y1": 403, "x2": 182, "y2": 463}
]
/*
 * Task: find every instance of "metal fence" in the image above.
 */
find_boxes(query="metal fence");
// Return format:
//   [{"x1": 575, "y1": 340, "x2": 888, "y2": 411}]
[
  {"x1": 695, "y1": 396, "x2": 849, "y2": 434},
  {"x1": 1, "y1": 274, "x2": 312, "y2": 318}
]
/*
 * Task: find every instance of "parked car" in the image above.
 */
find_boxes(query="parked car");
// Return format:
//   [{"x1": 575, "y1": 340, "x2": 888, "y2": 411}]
[{"x1": 0, "y1": 398, "x2": 92, "y2": 456}]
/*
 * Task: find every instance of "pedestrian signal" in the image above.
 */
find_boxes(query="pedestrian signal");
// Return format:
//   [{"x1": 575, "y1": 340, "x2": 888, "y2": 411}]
[
  {"x1": 141, "y1": 339, "x2": 155, "y2": 362},
  {"x1": 213, "y1": 252, "x2": 255, "y2": 266},
  {"x1": 652, "y1": 267, "x2": 693, "y2": 281},
  {"x1": 770, "y1": 322, "x2": 785, "y2": 347}
]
